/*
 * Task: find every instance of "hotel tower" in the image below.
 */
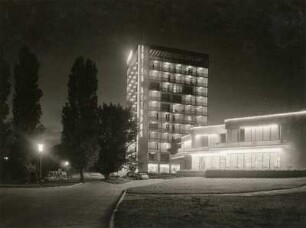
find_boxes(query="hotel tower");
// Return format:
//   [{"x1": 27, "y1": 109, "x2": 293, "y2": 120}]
[{"x1": 126, "y1": 44, "x2": 209, "y2": 173}]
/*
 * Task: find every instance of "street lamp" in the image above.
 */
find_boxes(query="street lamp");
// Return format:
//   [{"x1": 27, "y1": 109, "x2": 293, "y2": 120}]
[
  {"x1": 64, "y1": 161, "x2": 69, "y2": 167},
  {"x1": 37, "y1": 143, "x2": 44, "y2": 182}
]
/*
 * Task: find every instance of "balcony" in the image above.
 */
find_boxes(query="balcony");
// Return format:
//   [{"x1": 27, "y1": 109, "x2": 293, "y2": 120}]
[
  {"x1": 149, "y1": 117, "x2": 196, "y2": 124},
  {"x1": 215, "y1": 140, "x2": 283, "y2": 148},
  {"x1": 149, "y1": 106, "x2": 206, "y2": 115},
  {"x1": 150, "y1": 66, "x2": 208, "y2": 78},
  {"x1": 149, "y1": 76, "x2": 208, "y2": 88},
  {"x1": 178, "y1": 140, "x2": 284, "y2": 153},
  {"x1": 148, "y1": 126, "x2": 191, "y2": 134},
  {"x1": 149, "y1": 137, "x2": 181, "y2": 143}
]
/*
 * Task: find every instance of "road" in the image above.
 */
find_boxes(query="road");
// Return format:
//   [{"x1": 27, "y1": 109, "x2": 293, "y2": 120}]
[{"x1": 0, "y1": 179, "x2": 164, "y2": 228}]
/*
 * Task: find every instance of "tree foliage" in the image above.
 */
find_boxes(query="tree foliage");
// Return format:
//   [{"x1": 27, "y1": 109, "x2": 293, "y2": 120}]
[
  {"x1": 0, "y1": 58, "x2": 11, "y2": 182},
  {"x1": 96, "y1": 104, "x2": 137, "y2": 178},
  {"x1": 9, "y1": 46, "x2": 44, "y2": 182},
  {"x1": 0, "y1": 57, "x2": 11, "y2": 152},
  {"x1": 61, "y1": 57, "x2": 99, "y2": 182},
  {"x1": 168, "y1": 137, "x2": 180, "y2": 155},
  {"x1": 0, "y1": 58, "x2": 10, "y2": 125},
  {"x1": 13, "y1": 46, "x2": 43, "y2": 133}
]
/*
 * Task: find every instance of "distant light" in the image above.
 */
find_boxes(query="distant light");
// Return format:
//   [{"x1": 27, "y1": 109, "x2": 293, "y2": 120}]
[
  {"x1": 127, "y1": 50, "x2": 133, "y2": 64},
  {"x1": 64, "y1": 161, "x2": 70, "y2": 166},
  {"x1": 4, "y1": 156, "x2": 9, "y2": 160},
  {"x1": 37, "y1": 144, "x2": 44, "y2": 153}
]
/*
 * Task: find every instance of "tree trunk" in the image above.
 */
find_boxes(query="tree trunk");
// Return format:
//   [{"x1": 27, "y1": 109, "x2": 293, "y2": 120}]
[
  {"x1": 104, "y1": 173, "x2": 109, "y2": 180},
  {"x1": 80, "y1": 168, "x2": 84, "y2": 183}
]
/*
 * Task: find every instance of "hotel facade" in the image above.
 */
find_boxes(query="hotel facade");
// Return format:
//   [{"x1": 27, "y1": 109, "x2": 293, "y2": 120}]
[
  {"x1": 172, "y1": 111, "x2": 306, "y2": 171},
  {"x1": 126, "y1": 44, "x2": 209, "y2": 173}
]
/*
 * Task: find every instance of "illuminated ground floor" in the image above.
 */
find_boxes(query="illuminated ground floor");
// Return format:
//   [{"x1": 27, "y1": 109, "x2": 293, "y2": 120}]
[
  {"x1": 147, "y1": 163, "x2": 181, "y2": 174},
  {"x1": 190, "y1": 150, "x2": 280, "y2": 171},
  {"x1": 171, "y1": 145, "x2": 295, "y2": 171}
]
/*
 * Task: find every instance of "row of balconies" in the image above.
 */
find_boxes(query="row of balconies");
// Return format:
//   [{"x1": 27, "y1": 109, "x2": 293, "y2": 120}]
[
  {"x1": 148, "y1": 126, "x2": 191, "y2": 134},
  {"x1": 149, "y1": 117, "x2": 206, "y2": 125},
  {"x1": 179, "y1": 140, "x2": 283, "y2": 153},
  {"x1": 148, "y1": 137, "x2": 182, "y2": 143},
  {"x1": 149, "y1": 76, "x2": 207, "y2": 87},
  {"x1": 149, "y1": 95, "x2": 207, "y2": 104},
  {"x1": 148, "y1": 153, "x2": 170, "y2": 162},
  {"x1": 149, "y1": 106, "x2": 207, "y2": 114},
  {"x1": 149, "y1": 85, "x2": 206, "y2": 97},
  {"x1": 150, "y1": 66, "x2": 208, "y2": 77}
]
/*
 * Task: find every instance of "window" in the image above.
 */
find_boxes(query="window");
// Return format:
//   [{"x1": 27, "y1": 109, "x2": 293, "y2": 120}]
[
  {"x1": 148, "y1": 164, "x2": 158, "y2": 173},
  {"x1": 200, "y1": 136, "x2": 208, "y2": 147},
  {"x1": 170, "y1": 164, "x2": 180, "y2": 173},
  {"x1": 154, "y1": 143, "x2": 159, "y2": 150},
  {"x1": 182, "y1": 86, "x2": 193, "y2": 95},
  {"x1": 149, "y1": 82, "x2": 160, "y2": 91},
  {"x1": 219, "y1": 156, "x2": 226, "y2": 169},
  {"x1": 173, "y1": 85, "x2": 182, "y2": 93},
  {"x1": 165, "y1": 114, "x2": 170, "y2": 121},
  {"x1": 239, "y1": 129, "x2": 245, "y2": 142},
  {"x1": 160, "y1": 154, "x2": 170, "y2": 162},
  {"x1": 173, "y1": 94, "x2": 182, "y2": 103},
  {"x1": 161, "y1": 93, "x2": 171, "y2": 102},
  {"x1": 160, "y1": 164, "x2": 170, "y2": 173},
  {"x1": 165, "y1": 124, "x2": 170, "y2": 130},
  {"x1": 220, "y1": 134, "x2": 226, "y2": 143},
  {"x1": 149, "y1": 153, "x2": 156, "y2": 161},
  {"x1": 149, "y1": 123, "x2": 158, "y2": 130},
  {"x1": 161, "y1": 103, "x2": 170, "y2": 112}
]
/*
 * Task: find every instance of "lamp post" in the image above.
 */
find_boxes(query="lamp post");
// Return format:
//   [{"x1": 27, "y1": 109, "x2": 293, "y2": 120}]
[{"x1": 37, "y1": 143, "x2": 44, "y2": 183}]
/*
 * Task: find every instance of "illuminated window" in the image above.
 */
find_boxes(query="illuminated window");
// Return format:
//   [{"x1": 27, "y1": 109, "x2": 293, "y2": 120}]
[
  {"x1": 160, "y1": 164, "x2": 170, "y2": 173},
  {"x1": 148, "y1": 163, "x2": 158, "y2": 173},
  {"x1": 170, "y1": 164, "x2": 180, "y2": 173}
]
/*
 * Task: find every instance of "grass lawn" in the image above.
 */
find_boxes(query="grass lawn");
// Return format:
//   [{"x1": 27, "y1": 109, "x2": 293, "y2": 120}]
[
  {"x1": 103, "y1": 177, "x2": 133, "y2": 184},
  {"x1": 115, "y1": 192, "x2": 306, "y2": 227}
]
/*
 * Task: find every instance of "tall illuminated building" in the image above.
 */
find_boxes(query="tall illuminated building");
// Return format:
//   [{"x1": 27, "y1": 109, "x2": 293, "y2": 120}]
[{"x1": 126, "y1": 44, "x2": 209, "y2": 173}]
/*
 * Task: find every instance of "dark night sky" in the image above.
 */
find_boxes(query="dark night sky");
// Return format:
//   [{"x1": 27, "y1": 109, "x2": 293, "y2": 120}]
[{"x1": 0, "y1": 0, "x2": 305, "y2": 146}]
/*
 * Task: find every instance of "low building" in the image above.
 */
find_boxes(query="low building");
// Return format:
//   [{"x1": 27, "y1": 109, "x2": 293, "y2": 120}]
[{"x1": 171, "y1": 110, "x2": 306, "y2": 171}]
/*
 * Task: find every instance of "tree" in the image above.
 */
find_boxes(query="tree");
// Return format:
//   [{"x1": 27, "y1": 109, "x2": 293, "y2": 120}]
[
  {"x1": 61, "y1": 57, "x2": 99, "y2": 182},
  {"x1": 124, "y1": 142, "x2": 138, "y2": 173},
  {"x1": 0, "y1": 58, "x2": 10, "y2": 125},
  {"x1": 96, "y1": 104, "x2": 137, "y2": 179},
  {"x1": 168, "y1": 137, "x2": 180, "y2": 155},
  {"x1": 0, "y1": 57, "x2": 11, "y2": 182},
  {"x1": 11, "y1": 46, "x2": 44, "y2": 182}
]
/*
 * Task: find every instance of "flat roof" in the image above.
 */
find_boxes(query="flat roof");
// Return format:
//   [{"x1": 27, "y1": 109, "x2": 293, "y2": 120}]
[
  {"x1": 149, "y1": 45, "x2": 209, "y2": 68},
  {"x1": 225, "y1": 110, "x2": 306, "y2": 123}
]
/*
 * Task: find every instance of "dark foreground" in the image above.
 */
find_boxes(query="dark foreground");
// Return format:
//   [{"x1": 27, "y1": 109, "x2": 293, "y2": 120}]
[
  {"x1": 115, "y1": 178, "x2": 306, "y2": 228},
  {"x1": 0, "y1": 179, "x2": 163, "y2": 228},
  {"x1": 115, "y1": 192, "x2": 306, "y2": 228}
]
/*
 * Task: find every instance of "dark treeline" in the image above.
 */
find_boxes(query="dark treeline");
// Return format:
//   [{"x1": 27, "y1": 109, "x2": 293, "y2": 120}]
[{"x1": 0, "y1": 46, "x2": 137, "y2": 183}]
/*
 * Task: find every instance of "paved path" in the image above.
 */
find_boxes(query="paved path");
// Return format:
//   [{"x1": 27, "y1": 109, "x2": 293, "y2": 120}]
[{"x1": 0, "y1": 179, "x2": 164, "y2": 228}]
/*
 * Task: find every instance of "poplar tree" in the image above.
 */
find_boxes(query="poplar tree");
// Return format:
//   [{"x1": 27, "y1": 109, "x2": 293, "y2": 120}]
[
  {"x1": 12, "y1": 46, "x2": 43, "y2": 182},
  {"x1": 0, "y1": 58, "x2": 10, "y2": 125},
  {"x1": 0, "y1": 57, "x2": 11, "y2": 181},
  {"x1": 61, "y1": 57, "x2": 99, "y2": 182}
]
